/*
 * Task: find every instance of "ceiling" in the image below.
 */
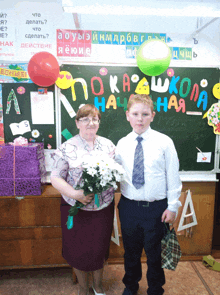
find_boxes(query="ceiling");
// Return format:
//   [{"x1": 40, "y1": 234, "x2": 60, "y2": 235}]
[{"x1": 2, "y1": 0, "x2": 220, "y2": 34}]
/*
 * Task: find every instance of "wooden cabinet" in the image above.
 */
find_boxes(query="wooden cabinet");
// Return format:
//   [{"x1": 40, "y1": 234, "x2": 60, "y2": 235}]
[
  {"x1": 111, "y1": 182, "x2": 216, "y2": 263},
  {"x1": 0, "y1": 182, "x2": 217, "y2": 269},
  {"x1": 177, "y1": 182, "x2": 216, "y2": 257},
  {"x1": 0, "y1": 186, "x2": 68, "y2": 269}
]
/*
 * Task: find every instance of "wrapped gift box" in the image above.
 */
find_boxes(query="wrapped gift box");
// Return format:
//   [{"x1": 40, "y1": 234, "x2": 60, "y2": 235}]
[{"x1": 0, "y1": 143, "x2": 46, "y2": 196}]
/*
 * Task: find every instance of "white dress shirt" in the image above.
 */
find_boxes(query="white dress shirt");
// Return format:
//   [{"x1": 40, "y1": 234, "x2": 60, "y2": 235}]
[{"x1": 115, "y1": 127, "x2": 182, "y2": 212}]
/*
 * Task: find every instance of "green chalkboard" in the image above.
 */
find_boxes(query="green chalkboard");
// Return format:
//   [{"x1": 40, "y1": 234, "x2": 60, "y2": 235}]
[
  {"x1": 2, "y1": 83, "x2": 56, "y2": 148},
  {"x1": 59, "y1": 65, "x2": 219, "y2": 171}
]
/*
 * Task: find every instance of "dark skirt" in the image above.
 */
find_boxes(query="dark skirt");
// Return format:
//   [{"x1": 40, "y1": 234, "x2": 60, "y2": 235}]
[{"x1": 60, "y1": 197, "x2": 114, "y2": 272}]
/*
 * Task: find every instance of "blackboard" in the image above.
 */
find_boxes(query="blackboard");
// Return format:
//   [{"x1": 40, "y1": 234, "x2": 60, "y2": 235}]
[
  {"x1": 2, "y1": 83, "x2": 56, "y2": 148},
  {"x1": 59, "y1": 64, "x2": 219, "y2": 171}
]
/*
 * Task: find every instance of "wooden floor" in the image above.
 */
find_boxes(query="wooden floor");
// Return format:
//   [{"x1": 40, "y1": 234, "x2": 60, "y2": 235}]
[{"x1": 0, "y1": 258, "x2": 220, "y2": 295}]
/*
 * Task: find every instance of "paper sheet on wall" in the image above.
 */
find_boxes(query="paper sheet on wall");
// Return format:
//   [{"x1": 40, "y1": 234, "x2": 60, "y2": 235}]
[
  {"x1": 30, "y1": 92, "x2": 54, "y2": 124},
  {"x1": 197, "y1": 152, "x2": 211, "y2": 163}
]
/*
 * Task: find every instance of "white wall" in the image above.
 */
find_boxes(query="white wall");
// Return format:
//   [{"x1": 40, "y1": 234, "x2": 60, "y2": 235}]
[{"x1": 1, "y1": 0, "x2": 220, "y2": 65}]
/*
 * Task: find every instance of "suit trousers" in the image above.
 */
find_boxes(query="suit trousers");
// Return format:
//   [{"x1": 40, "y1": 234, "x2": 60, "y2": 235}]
[{"x1": 118, "y1": 195, "x2": 168, "y2": 295}]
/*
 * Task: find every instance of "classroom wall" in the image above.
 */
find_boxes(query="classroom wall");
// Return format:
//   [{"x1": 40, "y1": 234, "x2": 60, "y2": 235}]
[
  {"x1": 1, "y1": 0, "x2": 220, "y2": 66},
  {"x1": 0, "y1": 0, "x2": 219, "y2": 258},
  {"x1": 1, "y1": 0, "x2": 220, "y2": 177}
]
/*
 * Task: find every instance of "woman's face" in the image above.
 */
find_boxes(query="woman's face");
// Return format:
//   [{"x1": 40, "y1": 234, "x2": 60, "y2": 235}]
[{"x1": 75, "y1": 114, "x2": 100, "y2": 140}]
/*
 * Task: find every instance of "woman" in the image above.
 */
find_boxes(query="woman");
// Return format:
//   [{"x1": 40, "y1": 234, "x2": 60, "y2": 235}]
[{"x1": 51, "y1": 104, "x2": 115, "y2": 295}]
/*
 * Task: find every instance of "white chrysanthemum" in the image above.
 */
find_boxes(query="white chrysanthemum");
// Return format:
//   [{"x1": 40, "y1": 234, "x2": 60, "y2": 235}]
[
  {"x1": 100, "y1": 180, "x2": 107, "y2": 187},
  {"x1": 115, "y1": 173, "x2": 123, "y2": 182},
  {"x1": 79, "y1": 152, "x2": 125, "y2": 197},
  {"x1": 113, "y1": 182, "x2": 118, "y2": 190},
  {"x1": 86, "y1": 167, "x2": 97, "y2": 176},
  {"x1": 99, "y1": 167, "x2": 107, "y2": 175},
  {"x1": 109, "y1": 181, "x2": 118, "y2": 190}
]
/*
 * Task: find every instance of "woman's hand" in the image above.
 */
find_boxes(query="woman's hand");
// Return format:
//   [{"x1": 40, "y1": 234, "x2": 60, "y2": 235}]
[{"x1": 75, "y1": 190, "x2": 94, "y2": 205}]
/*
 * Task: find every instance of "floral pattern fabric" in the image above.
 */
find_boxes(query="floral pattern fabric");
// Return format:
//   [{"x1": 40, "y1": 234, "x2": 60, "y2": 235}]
[{"x1": 51, "y1": 134, "x2": 115, "y2": 211}]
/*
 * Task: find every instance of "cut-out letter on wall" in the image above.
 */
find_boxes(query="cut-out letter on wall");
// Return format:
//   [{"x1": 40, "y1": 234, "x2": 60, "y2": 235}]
[
  {"x1": 5, "y1": 89, "x2": 21, "y2": 115},
  {"x1": 72, "y1": 78, "x2": 88, "y2": 101},
  {"x1": 151, "y1": 76, "x2": 169, "y2": 93},
  {"x1": 59, "y1": 93, "x2": 76, "y2": 118},
  {"x1": 110, "y1": 75, "x2": 120, "y2": 93}
]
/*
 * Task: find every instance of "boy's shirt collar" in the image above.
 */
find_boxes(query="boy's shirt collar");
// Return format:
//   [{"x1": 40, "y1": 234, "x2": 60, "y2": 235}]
[{"x1": 131, "y1": 126, "x2": 151, "y2": 141}]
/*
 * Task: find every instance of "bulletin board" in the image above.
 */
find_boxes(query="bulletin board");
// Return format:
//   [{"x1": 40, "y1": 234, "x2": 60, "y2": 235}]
[
  {"x1": 2, "y1": 83, "x2": 56, "y2": 148},
  {"x1": 58, "y1": 64, "x2": 219, "y2": 171}
]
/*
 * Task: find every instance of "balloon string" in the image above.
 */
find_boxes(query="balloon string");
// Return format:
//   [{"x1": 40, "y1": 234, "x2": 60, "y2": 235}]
[{"x1": 13, "y1": 145, "x2": 16, "y2": 196}]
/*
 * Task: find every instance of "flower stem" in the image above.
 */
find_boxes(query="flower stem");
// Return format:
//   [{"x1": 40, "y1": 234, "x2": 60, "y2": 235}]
[{"x1": 68, "y1": 200, "x2": 85, "y2": 216}]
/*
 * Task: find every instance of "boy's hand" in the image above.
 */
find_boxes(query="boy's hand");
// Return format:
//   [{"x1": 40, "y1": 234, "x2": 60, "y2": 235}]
[{"x1": 161, "y1": 209, "x2": 176, "y2": 224}]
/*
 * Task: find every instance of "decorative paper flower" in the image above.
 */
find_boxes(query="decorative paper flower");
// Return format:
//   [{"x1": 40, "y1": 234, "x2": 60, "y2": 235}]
[
  {"x1": 131, "y1": 74, "x2": 139, "y2": 83},
  {"x1": 12, "y1": 136, "x2": 28, "y2": 146},
  {"x1": 212, "y1": 118, "x2": 219, "y2": 125},
  {"x1": 200, "y1": 79, "x2": 208, "y2": 88},
  {"x1": 215, "y1": 122, "x2": 220, "y2": 133},
  {"x1": 167, "y1": 68, "x2": 174, "y2": 77},
  {"x1": 31, "y1": 129, "x2": 40, "y2": 138},
  {"x1": 17, "y1": 86, "x2": 25, "y2": 94},
  {"x1": 214, "y1": 106, "x2": 219, "y2": 113},
  {"x1": 207, "y1": 103, "x2": 220, "y2": 134},
  {"x1": 99, "y1": 67, "x2": 108, "y2": 76}
]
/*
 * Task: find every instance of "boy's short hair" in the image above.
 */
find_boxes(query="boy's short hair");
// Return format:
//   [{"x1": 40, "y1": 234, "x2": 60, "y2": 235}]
[
  {"x1": 76, "y1": 104, "x2": 101, "y2": 121},
  {"x1": 127, "y1": 94, "x2": 154, "y2": 113}
]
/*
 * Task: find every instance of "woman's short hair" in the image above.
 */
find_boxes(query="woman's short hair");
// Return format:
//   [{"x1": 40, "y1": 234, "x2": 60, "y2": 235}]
[
  {"x1": 76, "y1": 104, "x2": 101, "y2": 121},
  {"x1": 127, "y1": 94, "x2": 154, "y2": 113}
]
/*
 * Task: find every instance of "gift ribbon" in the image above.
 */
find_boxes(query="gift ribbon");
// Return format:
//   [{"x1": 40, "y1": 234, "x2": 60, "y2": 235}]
[
  {"x1": 13, "y1": 144, "x2": 16, "y2": 196},
  {"x1": 94, "y1": 193, "x2": 100, "y2": 207},
  {"x1": 67, "y1": 215, "x2": 74, "y2": 230},
  {"x1": 67, "y1": 195, "x2": 100, "y2": 230}
]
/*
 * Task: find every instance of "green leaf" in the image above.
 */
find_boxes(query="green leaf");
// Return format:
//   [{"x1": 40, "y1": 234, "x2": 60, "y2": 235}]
[{"x1": 68, "y1": 201, "x2": 84, "y2": 216}]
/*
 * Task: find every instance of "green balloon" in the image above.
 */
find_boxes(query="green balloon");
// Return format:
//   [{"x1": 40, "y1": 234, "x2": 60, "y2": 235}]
[{"x1": 136, "y1": 40, "x2": 171, "y2": 76}]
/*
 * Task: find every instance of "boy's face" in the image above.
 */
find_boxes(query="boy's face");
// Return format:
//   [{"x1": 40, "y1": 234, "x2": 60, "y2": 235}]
[{"x1": 126, "y1": 103, "x2": 155, "y2": 135}]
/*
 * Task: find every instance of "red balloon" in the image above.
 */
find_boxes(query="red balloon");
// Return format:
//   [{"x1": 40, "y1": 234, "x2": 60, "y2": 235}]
[{"x1": 28, "y1": 52, "x2": 60, "y2": 87}]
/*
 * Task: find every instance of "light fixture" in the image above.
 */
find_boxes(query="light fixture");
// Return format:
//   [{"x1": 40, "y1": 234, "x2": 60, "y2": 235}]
[{"x1": 62, "y1": 0, "x2": 220, "y2": 17}]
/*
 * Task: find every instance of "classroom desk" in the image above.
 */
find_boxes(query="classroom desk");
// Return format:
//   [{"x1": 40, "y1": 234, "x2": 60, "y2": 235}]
[{"x1": 0, "y1": 181, "x2": 217, "y2": 271}]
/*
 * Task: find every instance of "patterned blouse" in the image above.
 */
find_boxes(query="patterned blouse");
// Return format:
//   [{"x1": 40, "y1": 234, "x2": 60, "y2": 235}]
[{"x1": 51, "y1": 134, "x2": 115, "y2": 211}]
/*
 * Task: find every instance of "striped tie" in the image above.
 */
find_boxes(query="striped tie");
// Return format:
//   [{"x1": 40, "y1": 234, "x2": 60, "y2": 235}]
[{"x1": 132, "y1": 136, "x2": 145, "y2": 189}]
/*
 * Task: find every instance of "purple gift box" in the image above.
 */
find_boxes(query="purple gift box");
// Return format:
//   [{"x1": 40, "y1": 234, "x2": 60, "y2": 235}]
[{"x1": 0, "y1": 143, "x2": 46, "y2": 196}]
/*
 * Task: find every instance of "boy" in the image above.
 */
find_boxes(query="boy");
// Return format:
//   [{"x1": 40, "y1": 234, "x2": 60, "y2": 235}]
[{"x1": 115, "y1": 94, "x2": 182, "y2": 295}]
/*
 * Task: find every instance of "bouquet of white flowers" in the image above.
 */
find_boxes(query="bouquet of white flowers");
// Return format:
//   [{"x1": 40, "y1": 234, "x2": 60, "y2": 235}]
[{"x1": 66, "y1": 154, "x2": 124, "y2": 229}]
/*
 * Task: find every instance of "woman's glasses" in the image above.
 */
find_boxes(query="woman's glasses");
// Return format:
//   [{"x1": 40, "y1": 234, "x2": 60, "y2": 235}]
[{"x1": 78, "y1": 118, "x2": 100, "y2": 125}]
